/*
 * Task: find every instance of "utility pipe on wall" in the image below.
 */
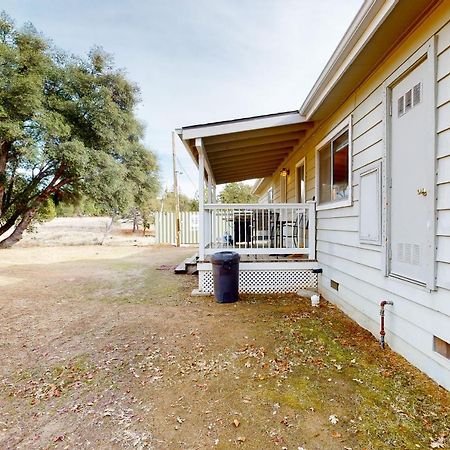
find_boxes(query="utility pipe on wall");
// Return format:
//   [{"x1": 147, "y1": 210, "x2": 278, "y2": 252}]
[{"x1": 380, "y1": 300, "x2": 394, "y2": 349}]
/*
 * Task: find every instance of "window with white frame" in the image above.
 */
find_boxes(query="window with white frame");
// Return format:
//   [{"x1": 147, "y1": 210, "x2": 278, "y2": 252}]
[{"x1": 316, "y1": 119, "x2": 352, "y2": 207}]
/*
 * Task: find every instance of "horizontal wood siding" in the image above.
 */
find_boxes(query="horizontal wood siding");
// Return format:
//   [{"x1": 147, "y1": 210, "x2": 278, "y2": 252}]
[
  {"x1": 437, "y1": 20, "x2": 450, "y2": 292},
  {"x1": 437, "y1": 127, "x2": 450, "y2": 158},
  {"x1": 319, "y1": 270, "x2": 450, "y2": 389},
  {"x1": 437, "y1": 42, "x2": 450, "y2": 80},
  {"x1": 259, "y1": 6, "x2": 450, "y2": 389},
  {"x1": 316, "y1": 15, "x2": 450, "y2": 389}
]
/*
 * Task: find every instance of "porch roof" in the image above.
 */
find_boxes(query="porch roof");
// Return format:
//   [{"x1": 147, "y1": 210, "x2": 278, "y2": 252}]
[
  {"x1": 176, "y1": 0, "x2": 439, "y2": 187},
  {"x1": 176, "y1": 111, "x2": 313, "y2": 185}
]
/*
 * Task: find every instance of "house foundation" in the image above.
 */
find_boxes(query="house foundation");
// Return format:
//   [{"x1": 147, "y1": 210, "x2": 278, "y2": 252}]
[{"x1": 197, "y1": 261, "x2": 319, "y2": 295}]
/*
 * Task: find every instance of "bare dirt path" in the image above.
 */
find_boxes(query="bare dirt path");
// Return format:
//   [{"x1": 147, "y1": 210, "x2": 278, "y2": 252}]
[{"x1": 0, "y1": 246, "x2": 448, "y2": 450}]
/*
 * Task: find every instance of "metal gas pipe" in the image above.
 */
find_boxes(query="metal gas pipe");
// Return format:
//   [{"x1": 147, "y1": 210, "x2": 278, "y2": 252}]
[{"x1": 380, "y1": 300, "x2": 394, "y2": 349}]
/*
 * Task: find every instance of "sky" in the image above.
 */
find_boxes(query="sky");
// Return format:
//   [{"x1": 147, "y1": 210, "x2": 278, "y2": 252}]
[{"x1": 3, "y1": 0, "x2": 362, "y2": 198}]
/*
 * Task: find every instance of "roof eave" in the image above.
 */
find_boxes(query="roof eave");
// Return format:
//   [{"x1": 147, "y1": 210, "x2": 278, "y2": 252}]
[
  {"x1": 300, "y1": 0, "x2": 440, "y2": 120},
  {"x1": 179, "y1": 110, "x2": 306, "y2": 141},
  {"x1": 177, "y1": 111, "x2": 309, "y2": 175},
  {"x1": 176, "y1": 128, "x2": 199, "y2": 169},
  {"x1": 299, "y1": 0, "x2": 389, "y2": 119}
]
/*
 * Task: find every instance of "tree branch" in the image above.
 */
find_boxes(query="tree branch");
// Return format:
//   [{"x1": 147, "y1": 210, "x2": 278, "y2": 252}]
[
  {"x1": 4, "y1": 156, "x2": 18, "y2": 212},
  {"x1": 0, "y1": 164, "x2": 72, "y2": 238},
  {"x1": 1, "y1": 167, "x2": 51, "y2": 216}
]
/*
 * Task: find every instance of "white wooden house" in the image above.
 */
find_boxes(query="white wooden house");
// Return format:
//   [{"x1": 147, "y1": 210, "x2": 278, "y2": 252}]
[{"x1": 176, "y1": 0, "x2": 450, "y2": 390}]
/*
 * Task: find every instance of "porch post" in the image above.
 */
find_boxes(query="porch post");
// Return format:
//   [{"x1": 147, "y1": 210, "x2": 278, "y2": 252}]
[
  {"x1": 307, "y1": 200, "x2": 316, "y2": 260},
  {"x1": 207, "y1": 176, "x2": 212, "y2": 203},
  {"x1": 196, "y1": 138, "x2": 206, "y2": 261},
  {"x1": 205, "y1": 172, "x2": 212, "y2": 248}
]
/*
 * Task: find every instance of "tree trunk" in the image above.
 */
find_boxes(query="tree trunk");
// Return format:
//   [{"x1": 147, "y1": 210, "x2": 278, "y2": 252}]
[
  {"x1": 133, "y1": 213, "x2": 139, "y2": 232},
  {"x1": 0, "y1": 141, "x2": 10, "y2": 214},
  {"x1": 0, "y1": 173, "x2": 72, "y2": 249},
  {"x1": 0, "y1": 170, "x2": 72, "y2": 248},
  {"x1": 0, "y1": 208, "x2": 36, "y2": 248},
  {"x1": 0, "y1": 211, "x2": 21, "y2": 236}
]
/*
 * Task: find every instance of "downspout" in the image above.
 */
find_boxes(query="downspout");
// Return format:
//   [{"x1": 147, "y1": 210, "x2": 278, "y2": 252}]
[{"x1": 380, "y1": 300, "x2": 394, "y2": 349}]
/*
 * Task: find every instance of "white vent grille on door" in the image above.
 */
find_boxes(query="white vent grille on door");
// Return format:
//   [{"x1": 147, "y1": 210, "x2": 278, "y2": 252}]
[
  {"x1": 397, "y1": 83, "x2": 422, "y2": 117},
  {"x1": 404, "y1": 243, "x2": 412, "y2": 264},
  {"x1": 412, "y1": 244, "x2": 420, "y2": 266},
  {"x1": 398, "y1": 243, "x2": 404, "y2": 262},
  {"x1": 405, "y1": 89, "x2": 412, "y2": 111},
  {"x1": 412, "y1": 83, "x2": 421, "y2": 105},
  {"x1": 398, "y1": 97, "x2": 404, "y2": 116},
  {"x1": 397, "y1": 242, "x2": 421, "y2": 266}
]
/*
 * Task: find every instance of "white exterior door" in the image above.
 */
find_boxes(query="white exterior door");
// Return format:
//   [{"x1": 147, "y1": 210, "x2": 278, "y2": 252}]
[{"x1": 389, "y1": 59, "x2": 434, "y2": 286}]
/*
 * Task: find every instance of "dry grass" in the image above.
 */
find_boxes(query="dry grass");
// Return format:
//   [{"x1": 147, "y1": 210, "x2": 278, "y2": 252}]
[
  {"x1": 0, "y1": 245, "x2": 448, "y2": 449},
  {"x1": 15, "y1": 216, "x2": 156, "y2": 247}
]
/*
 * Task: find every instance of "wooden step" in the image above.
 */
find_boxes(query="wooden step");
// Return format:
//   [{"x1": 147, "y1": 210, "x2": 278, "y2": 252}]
[
  {"x1": 174, "y1": 261, "x2": 188, "y2": 274},
  {"x1": 174, "y1": 253, "x2": 198, "y2": 275}
]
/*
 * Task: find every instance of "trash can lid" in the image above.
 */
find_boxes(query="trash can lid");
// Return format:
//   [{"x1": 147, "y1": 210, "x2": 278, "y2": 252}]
[{"x1": 211, "y1": 251, "x2": 240, "y2": 264}]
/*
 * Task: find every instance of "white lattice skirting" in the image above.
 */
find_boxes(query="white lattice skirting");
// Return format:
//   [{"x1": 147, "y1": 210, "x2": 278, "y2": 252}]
[{"x1": 198, "y1": 263, "x2": 318, "y2": 294}]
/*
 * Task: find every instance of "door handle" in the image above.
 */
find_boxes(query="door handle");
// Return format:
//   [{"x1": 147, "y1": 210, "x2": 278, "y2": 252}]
[{"x1": 417, "y1": 188, "x2": 427, "y2": 196}]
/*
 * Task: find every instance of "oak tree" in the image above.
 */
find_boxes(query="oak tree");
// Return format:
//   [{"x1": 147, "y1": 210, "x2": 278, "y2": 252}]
[
  {"x1": 0, "y1": 14, "x2": 159, "y2": 247},
  {"x1": 218, "y1": 182, "x2": 257, "y2": 204}
]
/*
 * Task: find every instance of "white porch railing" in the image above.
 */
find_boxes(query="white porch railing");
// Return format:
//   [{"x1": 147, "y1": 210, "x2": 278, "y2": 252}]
[{"x1": 199, "y1": 201, "x2": 316, "y2": 260}]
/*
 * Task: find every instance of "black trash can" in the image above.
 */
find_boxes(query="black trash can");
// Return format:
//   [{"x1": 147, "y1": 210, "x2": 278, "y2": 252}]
[{"x1": 211, "y1": 251, "x2": 240, "y2": 303}]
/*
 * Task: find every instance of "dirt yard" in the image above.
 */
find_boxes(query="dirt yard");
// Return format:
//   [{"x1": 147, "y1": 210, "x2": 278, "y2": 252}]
[{"x1": 0, "y1": 246, "x2": 448, "y2": 450}]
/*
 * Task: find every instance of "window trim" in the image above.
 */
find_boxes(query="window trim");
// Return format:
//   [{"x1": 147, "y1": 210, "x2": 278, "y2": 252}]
[
  {"x1": 315, "y1": 115, "x2": 353, "y2": 211},
  {"x1": 295, "y1": 157, "x2": 306, "y2": 203}
]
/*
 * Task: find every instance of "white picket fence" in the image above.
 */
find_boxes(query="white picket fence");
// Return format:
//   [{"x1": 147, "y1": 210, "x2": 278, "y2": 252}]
[{"x1": 156, "y1": 211, "x2": 216, "y2": 245}]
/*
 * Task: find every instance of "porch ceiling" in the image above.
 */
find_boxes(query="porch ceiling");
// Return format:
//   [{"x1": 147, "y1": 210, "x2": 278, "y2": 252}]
[{"x1": 177, "y1": 111, "x2": 313, "y2": 185}]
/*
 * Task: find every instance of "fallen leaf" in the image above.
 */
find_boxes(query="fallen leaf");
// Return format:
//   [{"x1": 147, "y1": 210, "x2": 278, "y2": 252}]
[
  {"x1": 329, "y1": 414, "x2": 339, "y2": 425},
  {"x1": 430, "y1": 436, "x2": 445, "y2": 448},
  {"x1": 331, "y1": 431, "x2": 342, "y2": 438}
]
